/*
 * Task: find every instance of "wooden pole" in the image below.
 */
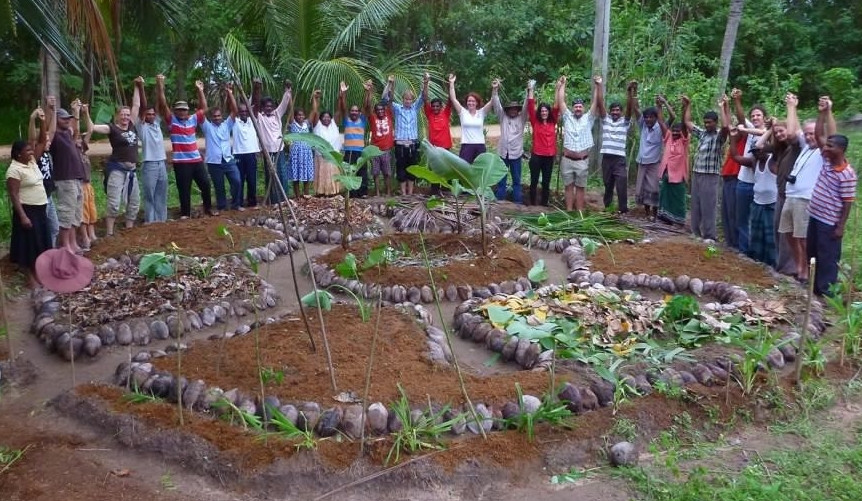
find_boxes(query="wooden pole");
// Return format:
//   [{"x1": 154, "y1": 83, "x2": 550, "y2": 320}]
[
  {"x1": 0, "y1": 269, "x2": 13, "y2": 361},
  {"x1": 590, "y1": 0, "x2": 611, "y2": 176},
  {"x1": 794, "y1": 258, "x2": 816, "y2": 388}
]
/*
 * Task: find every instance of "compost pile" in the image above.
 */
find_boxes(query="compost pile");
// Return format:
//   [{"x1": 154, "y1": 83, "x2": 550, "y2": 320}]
[{"x1": 274, "y1": 196, "x2": 378, "y2": 228}]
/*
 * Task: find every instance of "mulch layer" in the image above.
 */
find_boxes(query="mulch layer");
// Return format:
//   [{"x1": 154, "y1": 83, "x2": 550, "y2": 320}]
[
  {"x1": 316, "y1": 233, "x2": 533, "y2": 289},
  {"x1": 589, "y1": 236, "x2": 777, "y2": 287},
  {"x1": 152, "y1": 304, "x2": 555, "y2": 406},
  {"x1": 88, "y1": 216, "x2": 281, "y2": 263}
]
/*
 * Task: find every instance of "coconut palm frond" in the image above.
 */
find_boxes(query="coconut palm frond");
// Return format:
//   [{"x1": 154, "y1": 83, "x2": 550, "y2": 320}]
[
  {"x1": 321, "y1": 0, "x2": 413, "y2": 58},
  {"x1": 1, "y1": 0, "x2": 14, "y2": 35},
  {"x1": 66, "y1": 0, "x2": 119, "y2": 85},
  {"x1": 221, "y1": 31, "x2": 276, "y2": 92},
  {"x1": 377, "y1": 51, "x2": 444, "y2": 99},
  {"x1": 12, "y1": 0, "x2": 84, "y2": 71},
  {"x1": 297, "y1": 56, "x2": 380, "y2": 107}
]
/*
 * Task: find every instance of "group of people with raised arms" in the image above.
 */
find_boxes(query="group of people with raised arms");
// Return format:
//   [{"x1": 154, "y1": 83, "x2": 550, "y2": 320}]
[{"x1": 6, "y1": 73, "x2": 856, "y2": 295}]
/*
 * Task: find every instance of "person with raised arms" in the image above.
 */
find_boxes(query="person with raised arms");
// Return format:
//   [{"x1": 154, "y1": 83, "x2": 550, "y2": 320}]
[
  {"x1": 385, "y1": 74, "x2": 424, "y2": 195},
  {"x1": 556, "y1": 75, "x2": 603, "y2": 211},
  {"x1": 155, "y1": 75, "x2": 215, "y2": 218},
  {"x1": 448, "y1": 73, "x2": 495, "y2": 165},
  {"x1": 135, "y1": 77, "x2": 169, "y2": 223},
  {"x1": 252, "y1": 78, "x2": 292, "y2": 203}
]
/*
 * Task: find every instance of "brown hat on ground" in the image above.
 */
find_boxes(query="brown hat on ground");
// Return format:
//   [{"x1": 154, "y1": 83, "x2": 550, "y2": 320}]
[{"x1": 35, "y1": 248, "x2": 94, "y2": 293}]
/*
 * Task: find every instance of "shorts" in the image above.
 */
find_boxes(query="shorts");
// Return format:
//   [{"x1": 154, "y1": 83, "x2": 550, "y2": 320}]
[
  {"x1": 81, "y1": 182, "x2": 98, "y2": 224},
  {"x1": 371, "y1": 151, "x2": 392, "y2": 177},
  {"x1": 54, "y1": 179, "x2": 83, "y2": 228},
  {"x1": 778, "y1": 197, "x2": 810, "y2": 238},
  {"x1": 560, "y1": 157, "x2": 589, "y2": 188}
]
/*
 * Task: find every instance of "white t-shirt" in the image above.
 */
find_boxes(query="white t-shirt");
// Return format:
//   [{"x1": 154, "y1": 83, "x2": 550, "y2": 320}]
[
  {"x1": 785, "y1": 133, "x2": 823, "y2": 200},
  {"x1": 233, "y1": 116, "x2": 261, "y2": 154},
  {"x1": 459, "y1": 109, "x2": 486, "y2": 145}
]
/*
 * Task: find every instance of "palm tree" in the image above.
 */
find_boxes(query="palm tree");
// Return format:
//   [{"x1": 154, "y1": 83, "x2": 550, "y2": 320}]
[
  {"x1": 716, "y1": 0, "x2": 746, "y2": 100},
  {"x1": 225, "y1": 0, "x2": 437, "y2": 109}
]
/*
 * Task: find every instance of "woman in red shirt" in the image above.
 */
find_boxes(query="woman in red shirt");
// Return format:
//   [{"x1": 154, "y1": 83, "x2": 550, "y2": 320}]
[
  {"x1": 526, "y1": 81, "x2": 559, "y2": 206},
  {"x1": 657, "y1": 99, "x2": 690, "y2": 226}
]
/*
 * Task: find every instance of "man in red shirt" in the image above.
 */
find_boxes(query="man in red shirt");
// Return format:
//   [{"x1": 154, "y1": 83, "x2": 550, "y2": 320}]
[
  {"x1": 422, "y1": 73, "x2": 452, "y2": 196},
  {"x1": 368, "y1": 81, "x2": 395, "y2": 196}
]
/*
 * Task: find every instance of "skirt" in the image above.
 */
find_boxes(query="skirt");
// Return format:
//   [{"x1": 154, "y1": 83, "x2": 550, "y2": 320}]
[
  {"x1": 636, "y1": 162, "x2": 660, "y2": 207},
  {"x1": 314, "y1": 156, "x2": 342, "y2": 196},
  {"x1": 747, "y1": 202, "x2": 776, "y2": 267},
  {"x1": 9, "y1": 203, "x2": 52, "y2": 270},
  {"x1": 657, "y1": 174, "x2": 687, "y2": 225}
]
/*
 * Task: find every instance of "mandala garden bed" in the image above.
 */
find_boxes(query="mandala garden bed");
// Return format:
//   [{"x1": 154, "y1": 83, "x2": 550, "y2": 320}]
[
  {"x1": 388, "y1": 200, "x2": 505, "y2": 236},
  {"x1": 109, "y1": 303, "x2": 569, "y2": 441},
  {"x1": 452, "y1": 281, "x2": 824, "y2": 402},
  {"x1": 30, "y1": 259, "x2": 280, "y2": 361},
  {"x1": 313, "y1": 233, "x2": 534, "y2": 303}
]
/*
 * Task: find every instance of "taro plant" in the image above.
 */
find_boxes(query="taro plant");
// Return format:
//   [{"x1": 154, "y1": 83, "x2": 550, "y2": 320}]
[
  {"x1": 408, "y1": 140, "x2": 508, "y2": 255},
  {"x1": 284, "y1": 132, "x2": 384, "y2": 250},
  {"x1": 386, "y1": 384, "x2": 459, "y2": 465},
  {"x1": 732, "y1": 326, "x2": 788, "y2": 395}
]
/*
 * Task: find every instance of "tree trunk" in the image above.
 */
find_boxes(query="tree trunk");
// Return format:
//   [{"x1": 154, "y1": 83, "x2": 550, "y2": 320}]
[
  {"x1": 590, "y1": 0, "x2": 610, "y2": 175},
  {"x1": 716, "y1": 0, "x2": 746, "y2": 101},
  {"x1": 41, "y1": 46, "x2": 61, "y2": 107}
]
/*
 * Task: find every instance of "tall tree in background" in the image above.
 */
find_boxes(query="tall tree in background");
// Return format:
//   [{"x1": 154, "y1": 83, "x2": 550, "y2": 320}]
[{"x1": 716, "y1": 0, "x2": 745, "y2": 100}]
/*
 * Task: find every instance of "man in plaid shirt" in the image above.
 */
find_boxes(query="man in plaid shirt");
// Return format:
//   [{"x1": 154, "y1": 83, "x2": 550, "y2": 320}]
[{"x1": 683, "y1": 94, "x2": 727, "y2": 241}]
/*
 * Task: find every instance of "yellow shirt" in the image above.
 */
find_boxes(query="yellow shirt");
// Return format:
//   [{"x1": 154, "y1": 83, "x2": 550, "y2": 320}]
[{"x1": 6, "y1": 159, "x2": 48, "y2": 206}]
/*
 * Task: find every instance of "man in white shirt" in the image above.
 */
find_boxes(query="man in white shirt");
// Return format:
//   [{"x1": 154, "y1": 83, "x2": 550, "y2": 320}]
[
  {"x1": 233, "y1": 101, "x2": 262, "y2": 208},
  {"x1": 780, "y1": 93, "x2": 823, "y2": 282},
  {"x1": 252, "y1": 79, "x2": 292, "y2": 203},
  {"x1": 556, "y1": 75, "x2": 603, "y2": 211}
]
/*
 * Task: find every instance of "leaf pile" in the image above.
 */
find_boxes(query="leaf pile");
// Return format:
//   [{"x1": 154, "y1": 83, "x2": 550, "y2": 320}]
[
  {"x1": 509, "y1": 210, "x2": 643, "y2": 241},
  {"x1": 274, "y1": 196, "x2": 378, "y2": 228},
  {"x1": 62, "y1": 260, "x2": 263, "y2": 327}
]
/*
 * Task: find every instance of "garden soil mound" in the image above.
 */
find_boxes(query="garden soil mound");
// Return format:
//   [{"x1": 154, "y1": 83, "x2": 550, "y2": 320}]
[
  {"x1": 589, "y1": 236, "x2": 777, "y2": 287},
  {"x1": 152, "y1": 304, "x2": 556, "y2": 405},
  {"x1": 317, "y1": 233, "x2": 533, "y2": 289},
  {"x1": 88, "y1": 215, "x2": 280, "y2": 262}
]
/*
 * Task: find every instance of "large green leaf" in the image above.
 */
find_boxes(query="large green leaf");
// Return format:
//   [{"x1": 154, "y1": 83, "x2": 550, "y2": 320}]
[
  {"x1": 284, "y1": 132, "x2": 340, "y2": 166},
  {"x1": 421, "y1": 141, "x2": 508, "y2": 192},
  {"x1": 334, "y1": 174, "x2": 362, "y2": 191},
  {"x1": 528, "y1": 260, "x2": 549, "y2": 283},
  {"x1": 300, "y1": 289, "x2": 333, "y2": 311},
  {"x1": 407, "y1": 165, "x2": 450, "y2": 187},
  {"x1": 356, "y1": 144, "x2": 385, "y2": 168}
]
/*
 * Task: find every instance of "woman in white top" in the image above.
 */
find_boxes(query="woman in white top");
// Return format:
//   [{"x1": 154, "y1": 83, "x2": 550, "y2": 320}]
[
  {"x1": 448, "y1": 74, "x2": 496, "y2": 163},
  {"x1": 310, "y1": 90, "x2": 342, "y2": 196},
  {"x1": 731, "y1": 126, "x2": 777, "y2": 267}
]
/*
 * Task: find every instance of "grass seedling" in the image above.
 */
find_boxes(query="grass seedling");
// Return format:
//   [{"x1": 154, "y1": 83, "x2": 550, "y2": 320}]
[
  {"x1": 732, "y1": 326, "x2": 787, "y2": 396},
  {"x1": 122, "y1": 389, "x2": 162, "y2": 404},
  {"x1": 0, "y1": 445, "x2": 31, "y2": 475},
  {"x1": 260, "y1": 366, "x2": 285, "y2": 385},
  {"x1": 508, "y1": 383, "x2": 573, "y2": 441},
  {"x1": 261, "y1": 404, "x2": 317, "y2": 450},
  {"x1": 704, "y1": 245, "x2": 720, "y2": 259},
  {"x1": 212, "y1": 397, "x2": 263, "y2": 431},
  {"x1": 386, "y1": 384, "x2": 458, "y2": 465}
]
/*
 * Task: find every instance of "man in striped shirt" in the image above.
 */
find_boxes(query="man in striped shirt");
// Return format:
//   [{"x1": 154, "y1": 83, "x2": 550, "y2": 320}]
[
  {"x1": 156, "y1": 75, "x2": 214, "y2": 219},
  {"x1": 683, "y1": 94, "x2": 727, "y2": 242},
  {"x1": 338, "y1": 81, "x2": 373, "y2": 197},
  {"x1": 807, "y1": 96, "x2": 856, "y2": 296},
  {"x1": 598, "y1": 80, "x2": 635, "y2": 214}
]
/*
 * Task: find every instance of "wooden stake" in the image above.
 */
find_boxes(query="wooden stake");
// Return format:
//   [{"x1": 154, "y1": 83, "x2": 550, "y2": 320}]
[
  {"x1": 794, "y1": 258, "x2": 816, "y2": 388},
  {"x1": 0, "y1": 268, "x2": 13, "y2": 361}
]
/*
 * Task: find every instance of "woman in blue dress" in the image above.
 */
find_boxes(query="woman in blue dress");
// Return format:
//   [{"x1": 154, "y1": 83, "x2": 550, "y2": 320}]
[{"x1": 288, "y1": 108, "x2": 314, "y2": 198}]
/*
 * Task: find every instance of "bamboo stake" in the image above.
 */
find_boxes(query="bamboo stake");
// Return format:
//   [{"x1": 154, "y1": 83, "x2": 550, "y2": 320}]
[
  {"x1": 359, "y1": 269, "x2": 384, "y2": 455},
  {"x1": 0, "y1": 268, "x2": 13, "y2": 361},
  {"x1": 221, "y1": 48, "x2": 339, "y2": 392},
  {"x1": 794, "y1": 258, "x2": 816, "y2": 388}
]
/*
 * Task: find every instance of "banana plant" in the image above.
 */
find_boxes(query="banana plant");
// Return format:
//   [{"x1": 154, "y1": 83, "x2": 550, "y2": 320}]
[
  {"x1": 284, "y1": 132, "x2": 384, "y2": 250},
  {"x1": 408, "y1": 140, "x2": 507, "y2": 256}
]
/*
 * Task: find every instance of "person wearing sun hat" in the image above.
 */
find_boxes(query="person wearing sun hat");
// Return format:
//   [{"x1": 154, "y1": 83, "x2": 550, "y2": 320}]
[
  {"x1": 35, "y1": 247, "x2": 94, "y2": 293},
  {"x1": 491, "y1": 81, "x2": 529, "y2": 204}
]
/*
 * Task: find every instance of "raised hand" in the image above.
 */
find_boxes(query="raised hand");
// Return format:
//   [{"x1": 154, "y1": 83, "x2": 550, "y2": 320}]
[
  {"x1": 313, "y1": 89, "x2": 322, "y2": 99},
  {"x1": 448, "y1": 73, "x2": 456, "y2": 84},
  {"x1": 252, "y1": 77, "x2": 262, "y2": 87},
  {"x1": 134, "y1": 75, "x2": 144, "y2": 85},
  {"x1": 31, "y1": 107, "x2": 45, "y2": 120},
  {"x1": 363, "y1": 80, "x2": 373, "y2": 91},
  {"x1": 70, "y1": 99, "x2": 82, "y2": 113},
  {"x1": 81, "y1": 103, "x2": 89, "y2": 115},
  {"x1": 627, "y1": 80, "x2": 638, "y2": 93},
  {"x1": 491, "y1": 78, "x2": 500, "y2": 91},
  {"x1": 387, "y1": 74, "x2": 396, "y2": 84},
  {"x1": 423, "y1": 72, "x2": 430, "y2": 83},
  {"x1": 680, "y1": 94, "x2": 691, "y2": 106},
  {"x1": 46, "y1": 96, "x2": 56, "y2": 109},
  {"x1": 528, "y1": 79, "x2": 536, "y2": 90},
  {"x1": 195, "y1": 80, "x2": 204, "y2": 91},
  {"x1": 284, "y1": 80, "x2": 293, "y2": 91},
  {"x1": 593, "y1": 75, "x2": 603, "y2": 85},
  {"x1": 156, "y1": 74, "x2": 165, "y2": 84},
  {"x1": 785, "y1": 92, "x2": 798, "y2": 107},
  {"x1": 730, "y1": 88, "x2": 741, "y2": 99}
]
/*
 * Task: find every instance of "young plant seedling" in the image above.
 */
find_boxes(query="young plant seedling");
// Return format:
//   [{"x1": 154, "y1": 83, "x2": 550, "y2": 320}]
[
  {"x1": 704, "y1": 245, "x2": 720, "y2": 259},
  {"x1": 386, "y1": 384, "x2": 459, "y2": 465}
]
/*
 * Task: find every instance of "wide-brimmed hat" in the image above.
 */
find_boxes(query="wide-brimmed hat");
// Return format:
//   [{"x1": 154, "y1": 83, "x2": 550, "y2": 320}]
[
  {"x1": 35, "y1": 248, "x2": 94, "y2": 293},
  {"x1": 173, "y1": 100, "x2": 190, "y2": 110},
  {"x1": 56, "y1": 108, "x2": 73, "y2": 119},
  {"x1": 503, "y1": 101, "x2": 522, "y2": 110}
]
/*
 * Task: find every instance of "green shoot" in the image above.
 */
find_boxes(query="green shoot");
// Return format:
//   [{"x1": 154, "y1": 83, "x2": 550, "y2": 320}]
[{"x1": 386, "y1": 384, "x2": 458, "y2": 465}]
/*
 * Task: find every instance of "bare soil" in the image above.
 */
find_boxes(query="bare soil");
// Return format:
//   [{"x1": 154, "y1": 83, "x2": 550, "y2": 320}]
[
  {"x1": 88, "y1": 213, "x2": 281, "y2": 262},
  {"x1": 317, "y1": 233, "x2": 533, "y2": 289},
  {"x1": 152, "y1": 304, "x2": 558, "y2": 406},
  {"x1": 589, "y1": 235, "x2": 777, "y2": 287}
]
